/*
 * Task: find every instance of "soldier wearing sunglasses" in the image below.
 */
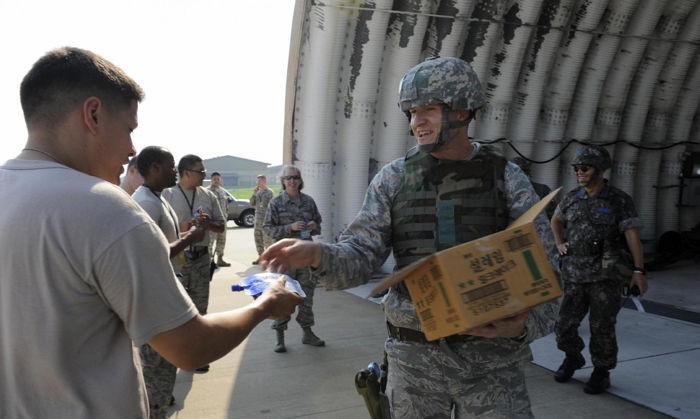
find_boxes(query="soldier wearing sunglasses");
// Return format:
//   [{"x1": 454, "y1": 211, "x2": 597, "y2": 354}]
[
  {"x1": 263, "y1": 165, "x2": 324, "y2": 353},
  {"x1": 551, "y1": 144, "x2": 648, "y2": 394}
]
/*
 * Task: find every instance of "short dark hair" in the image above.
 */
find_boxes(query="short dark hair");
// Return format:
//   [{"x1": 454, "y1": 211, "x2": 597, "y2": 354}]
[
  {"x1": 137, "y1": 146, "x2": 172, "y2": 177},
  {"x1": 177, "y1": 154, "x2": 203, "y2": 176},
  {"x1": 20, "y1": 47, "x2": 144, "y2": 128},
  {"x1": 211, "y1": 172, "x2": 221, "y2": 178}
]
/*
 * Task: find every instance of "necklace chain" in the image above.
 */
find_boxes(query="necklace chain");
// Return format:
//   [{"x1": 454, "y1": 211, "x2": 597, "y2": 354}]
[{"x1": 22, "y1": 147, "x2": 60, "y2": 163}]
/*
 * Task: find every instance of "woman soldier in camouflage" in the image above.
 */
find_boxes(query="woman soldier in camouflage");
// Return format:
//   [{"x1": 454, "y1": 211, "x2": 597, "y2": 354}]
[{"x1": 263, "y1": 165, "x2": 325, "y2": 352}]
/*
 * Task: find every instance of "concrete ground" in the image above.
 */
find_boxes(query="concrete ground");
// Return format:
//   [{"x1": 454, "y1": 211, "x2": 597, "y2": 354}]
[{"x1": 168, "y1": 225, "x2": 698, "y2": 419}]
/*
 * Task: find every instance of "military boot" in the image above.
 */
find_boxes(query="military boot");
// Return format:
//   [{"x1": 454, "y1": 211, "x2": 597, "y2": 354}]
[
  {"x1": 302, "y1": 327, "x2": 325, "y2": 347},
  {"x1": 216, "y1": 256, "x2": 231, "y2": 267},
  {"x1": 554, "y1": 353, "x2": 585, "y2": 382},
  {"x1": 584, "y1": 367, "x2": 610, "y2": 394},
  {"x1": 274, "y1": 329, "x2": 286, "y2": 353}
]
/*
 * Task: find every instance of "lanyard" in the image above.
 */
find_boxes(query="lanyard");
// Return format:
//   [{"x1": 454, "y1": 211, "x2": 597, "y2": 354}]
[{"x1": 177, "y1": 185, "x2": 197, "y2": 216}]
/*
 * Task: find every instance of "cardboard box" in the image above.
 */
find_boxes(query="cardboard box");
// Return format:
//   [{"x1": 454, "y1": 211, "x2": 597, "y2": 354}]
[{"x1": 370, "y1": 188, "x2": 561, "y2": 341}]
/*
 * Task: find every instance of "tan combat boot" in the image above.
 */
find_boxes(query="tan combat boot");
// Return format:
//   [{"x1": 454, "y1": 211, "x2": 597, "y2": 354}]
[
  {"x1": 216, "y1": 256, "x2": 231, "y2": 267},
  {"x1": 274, "y1": 329, "x2": 286, "y2": 353},
  {"x1": 302, "y1": 327, "x2": 325, "y2": 347}
]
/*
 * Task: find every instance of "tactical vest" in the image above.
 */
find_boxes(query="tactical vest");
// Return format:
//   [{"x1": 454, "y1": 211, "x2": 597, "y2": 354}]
[{"x1": 391, "y1": 147, "x2": 509, "y2": 273}]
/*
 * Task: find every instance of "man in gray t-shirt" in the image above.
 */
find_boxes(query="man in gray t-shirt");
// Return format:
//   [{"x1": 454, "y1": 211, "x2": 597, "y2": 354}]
[
  {"x1": 1, "y1": 47, "x2": 302, "y2": 418},
  {"x1": 133, "y1": 146, "x2": 206, "y2": 415}
]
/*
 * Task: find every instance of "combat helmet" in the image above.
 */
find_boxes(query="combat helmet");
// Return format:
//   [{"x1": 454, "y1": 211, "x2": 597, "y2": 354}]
[
  {"x1": 398, "y1": 56, "x2": 487, "y2": 114},
  {"x1": 571, "y1": 144, "x2": 612, "y2": 170},
  {"x1": 398, "y1": 57, "x2": 487, "y2": 153}
]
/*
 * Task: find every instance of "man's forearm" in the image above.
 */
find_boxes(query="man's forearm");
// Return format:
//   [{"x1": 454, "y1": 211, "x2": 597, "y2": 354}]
[
  {"x1": 149, "y1": 304, "x2": 268, "y2": 371},
  {"x1": 170, "y1": 230, "x2": 198, "y2": 258}
]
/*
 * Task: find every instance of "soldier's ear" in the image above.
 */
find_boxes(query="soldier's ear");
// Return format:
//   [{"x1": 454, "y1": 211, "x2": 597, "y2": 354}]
[{"x1": 455, "y1": 109, "x2": 470, "y2": 121}]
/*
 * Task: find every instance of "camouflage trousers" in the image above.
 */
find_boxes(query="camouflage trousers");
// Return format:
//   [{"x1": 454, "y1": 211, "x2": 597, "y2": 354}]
[
  {"x1": 208, "y1": 231, "x2": 226, "y2": 258},
  {"x1": 385, "y1": 338, "x2": 532, "y2": 418},
  {"x1": 272, "y1": 267, "x2": 317, "y2": 330},
  {"x1": 253, "y1": 224, "x2": 273, "y2": 256},
  {"x1": 140, "y1": 344, "x2": 176, "y2": 419},
  {"x1": 555, "y1": 280, "x2": 623, "y2": 370},
  {"x1": 181, "y1": 250, "x2": 212, "y2": 314}
]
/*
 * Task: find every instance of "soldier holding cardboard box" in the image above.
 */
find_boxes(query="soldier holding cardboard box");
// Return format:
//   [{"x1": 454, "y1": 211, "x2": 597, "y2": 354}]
[{"x1": 261, "y1": 57, "x2": 559, "y2": 418}]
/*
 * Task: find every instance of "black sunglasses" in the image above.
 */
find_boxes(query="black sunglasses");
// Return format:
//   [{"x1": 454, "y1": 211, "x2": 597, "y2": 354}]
[
  {"x1": 186, "y1": 168, "x2": 207, "y2": 175},
  {"x1": 283, "y1": 175, "x2": 301, "y2": 181},
  {"x1": 573, "y1": 165, "x2": 591, "y2": 174}
]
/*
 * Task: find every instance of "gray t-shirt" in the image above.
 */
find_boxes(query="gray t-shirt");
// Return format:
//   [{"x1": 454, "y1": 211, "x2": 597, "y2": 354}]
[
  {"x1": 0, "y1": 159, "x2": 198, "y2": 418},
  {"x1": 162, "y1": 185, "x2": 225, "y2": 247},
  {"x1": 132, "y1": 185, "x2": 184, "y2": 272}
]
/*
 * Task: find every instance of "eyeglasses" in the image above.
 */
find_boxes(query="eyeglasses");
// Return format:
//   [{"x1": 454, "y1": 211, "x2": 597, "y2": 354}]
[
  {"x1": 283, "y1": 175, "x2": 301, "y2": 181},
  {"x1": 573, "y1": 165, "x2": 591, "y2": 174},
  {"x1": 186, "y1": 168, "x2": 207, "y2": 176}
]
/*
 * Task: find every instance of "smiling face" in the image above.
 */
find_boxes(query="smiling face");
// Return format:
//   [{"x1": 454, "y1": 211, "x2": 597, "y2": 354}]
[
  {"x1": 409, "y1": 104, "x2": 443, "y2": 148},
  {"x1": 409, "y1": 104, "x2": 472, "y2": 159},
  {"x1": 573, "y1": 164, "x2": 603, "y2": 188},
  {"x1": 281, "y1": 167, "x2": 302, "y2": 195}
]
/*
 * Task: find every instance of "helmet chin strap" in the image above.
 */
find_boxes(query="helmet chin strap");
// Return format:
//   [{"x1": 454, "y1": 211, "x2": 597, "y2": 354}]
[{"x1": 418, "y1": 106, "x2": 471, "y2": 153}]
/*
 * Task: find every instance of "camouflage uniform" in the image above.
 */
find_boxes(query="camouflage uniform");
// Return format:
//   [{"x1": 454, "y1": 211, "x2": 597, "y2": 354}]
[
  {"x1": 250, "y1": 186, "x2": 274, "y2": 255},
  {"x1": 180, "y1": 250, "x2": 214, "y2": 314},
  {"x1": 512, "y1": 157, "x2": 556, "y2": 219},
  {"x1": 553, "y1": 181, "x2": 641, "y2": 370},
  {"x1": 140, "y1": 344, "x2": 174, "y2": 418},
  {"x1": 162, "y1": 185, "x2": 225, "y2": 315},
  {"x1": 312, "y1": 143, "x2": 559, "y2": 418},
  {"x1": 208, "y1": 184, "x2": 229, "y2": 260},
  {"x1": 264, "y1": 191, "x2": 322, "y2": 330}
]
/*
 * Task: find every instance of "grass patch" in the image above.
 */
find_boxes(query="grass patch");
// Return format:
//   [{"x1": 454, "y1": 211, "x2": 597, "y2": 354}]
[{"x1": 228, "y1": 186, "x2": 281, "y2": 199}]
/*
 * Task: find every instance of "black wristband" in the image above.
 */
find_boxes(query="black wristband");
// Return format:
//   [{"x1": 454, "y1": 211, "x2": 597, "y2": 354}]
[{"x1": 633, "y1": 266, "x2": 646, "y2": 275}]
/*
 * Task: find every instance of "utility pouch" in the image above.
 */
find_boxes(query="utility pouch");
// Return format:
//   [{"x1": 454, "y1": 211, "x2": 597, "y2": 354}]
[{"x1": 601, "y1": 245, "x2": 634, "y2": 282}]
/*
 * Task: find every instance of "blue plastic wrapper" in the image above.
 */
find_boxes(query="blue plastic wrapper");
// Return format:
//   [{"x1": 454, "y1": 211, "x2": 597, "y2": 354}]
[{"x1": 231, "y1": 272, "x2": 306, "y2": 298}]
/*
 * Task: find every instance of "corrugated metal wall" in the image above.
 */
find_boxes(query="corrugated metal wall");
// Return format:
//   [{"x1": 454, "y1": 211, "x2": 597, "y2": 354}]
[{"x1": 284, "y1": 0, "x2": 700, "y2": 250}]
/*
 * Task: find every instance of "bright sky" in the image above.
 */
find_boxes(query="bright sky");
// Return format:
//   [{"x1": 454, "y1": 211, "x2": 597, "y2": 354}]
[{"x1": 0, "y1": 0, "x2": 294, "y2": 166}]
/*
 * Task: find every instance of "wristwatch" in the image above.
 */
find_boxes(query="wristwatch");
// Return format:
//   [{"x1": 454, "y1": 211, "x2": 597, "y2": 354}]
[{"x1": 633, "y1": 266, "x2": 646, "y2": 275}]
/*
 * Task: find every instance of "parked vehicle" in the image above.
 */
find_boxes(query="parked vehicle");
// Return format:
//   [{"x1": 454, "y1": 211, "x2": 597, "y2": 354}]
[{"x1": 223, "y1": 190, "x2": 255, "y2": 228}]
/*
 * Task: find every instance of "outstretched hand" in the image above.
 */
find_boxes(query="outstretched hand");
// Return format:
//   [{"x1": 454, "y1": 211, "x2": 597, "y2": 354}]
[{"x1": 260, "y1": 239, "x2": 322, "y2": 273}]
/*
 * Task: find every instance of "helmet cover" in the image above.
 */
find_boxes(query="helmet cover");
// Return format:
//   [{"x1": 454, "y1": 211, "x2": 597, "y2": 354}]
[
  {"x1": 571, "y1": 144, "x2": 612, "y2": 170},
  {"x1": 398, "y1": 56, "x2": 487, "y2": 113}
]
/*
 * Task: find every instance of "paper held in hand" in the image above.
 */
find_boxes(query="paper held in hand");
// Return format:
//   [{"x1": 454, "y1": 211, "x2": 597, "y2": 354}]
[{"x1": 369, "y1": 188, "x2": 563, "y2": 341}]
